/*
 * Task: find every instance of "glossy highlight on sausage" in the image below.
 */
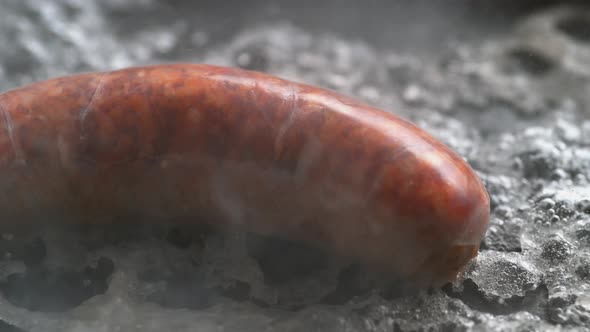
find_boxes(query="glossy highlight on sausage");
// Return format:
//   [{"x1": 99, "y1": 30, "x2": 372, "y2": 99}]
[{"x1": 0, "y1": 64, "x2": 490, "y2": 287}]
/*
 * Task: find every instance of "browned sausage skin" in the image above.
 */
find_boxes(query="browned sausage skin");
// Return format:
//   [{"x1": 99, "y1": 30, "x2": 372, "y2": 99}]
[{"x1": 0, "y1": 64, "x2": 490, "y2": 287}]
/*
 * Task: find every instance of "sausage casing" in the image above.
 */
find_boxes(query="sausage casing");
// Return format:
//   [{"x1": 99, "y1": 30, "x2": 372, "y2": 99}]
[{"x1": 0, "y1": 64, "x2": 490, "y2": 286}]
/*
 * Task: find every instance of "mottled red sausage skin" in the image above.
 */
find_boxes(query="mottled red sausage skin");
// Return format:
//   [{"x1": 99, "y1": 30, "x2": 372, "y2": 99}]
[{"x1": 0, "y1": 64, "x2": 490, "y2": 286}]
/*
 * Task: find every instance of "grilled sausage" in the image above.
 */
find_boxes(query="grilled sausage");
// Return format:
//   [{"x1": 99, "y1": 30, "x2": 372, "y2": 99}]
[{"x1": 0, "y1": 64, "x2": 490, "y2": 286}]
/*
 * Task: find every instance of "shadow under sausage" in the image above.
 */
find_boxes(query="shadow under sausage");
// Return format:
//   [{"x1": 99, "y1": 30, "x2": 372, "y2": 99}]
[{"x1": 0, "y1": 216, "x2": 428, "y2": 314}]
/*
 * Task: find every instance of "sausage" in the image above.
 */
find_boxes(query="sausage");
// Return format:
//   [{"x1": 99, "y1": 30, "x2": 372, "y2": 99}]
[{"x1": 0, "y1": 64, "x2": 490, "y2": 287}]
